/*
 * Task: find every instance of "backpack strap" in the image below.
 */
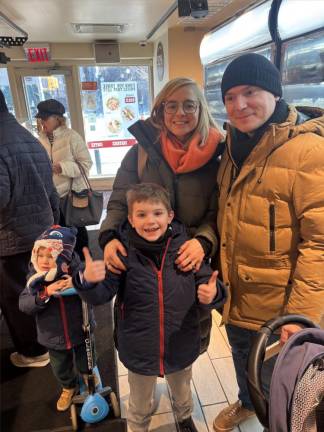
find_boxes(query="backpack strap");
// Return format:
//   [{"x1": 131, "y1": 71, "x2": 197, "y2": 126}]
[{"x1": 137, "y1": 144, "x2": 148, "y2": 181}]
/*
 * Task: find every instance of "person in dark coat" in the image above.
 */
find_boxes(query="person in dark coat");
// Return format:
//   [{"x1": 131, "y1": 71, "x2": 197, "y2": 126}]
[
  {"x1": 19, "y1": 225, "x2": 96, "y2": 412},
  {"x1": 99, "y1": 77, "x2": 224, "y2": 355},
  {"x1": 74, "y1": 183, "x2": 226, "y2": 432},
  {"x1": 0, "y1": 90, "x2": 60, "y2": 368}
]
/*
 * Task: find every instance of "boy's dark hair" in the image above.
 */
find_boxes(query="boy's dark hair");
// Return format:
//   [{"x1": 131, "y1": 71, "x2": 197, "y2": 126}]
[{"x1": 126, "y1": 183, "x2": 172, "y2": 213}]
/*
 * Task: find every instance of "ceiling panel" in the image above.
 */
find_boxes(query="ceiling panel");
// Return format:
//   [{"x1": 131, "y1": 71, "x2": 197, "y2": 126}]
[{"x1": 0, "y1": 0, "x2": 244, "y2": 44}]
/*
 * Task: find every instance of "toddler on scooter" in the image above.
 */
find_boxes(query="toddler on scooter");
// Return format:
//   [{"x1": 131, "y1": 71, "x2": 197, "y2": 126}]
[{"x1": 19, "y1": 225, "x2": 97, "y2": 412}]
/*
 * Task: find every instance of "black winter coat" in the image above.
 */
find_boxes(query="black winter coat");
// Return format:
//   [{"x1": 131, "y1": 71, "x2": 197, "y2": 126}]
[
  {"x1": 99, "y1": 119, "x2": 222, "y2": 256},
  {"x1": 0, "y1": 112, "x2": 59, "y2": 256},
  {"x1": 74, "y1": 220, "x2": 226, "y2": 376}
]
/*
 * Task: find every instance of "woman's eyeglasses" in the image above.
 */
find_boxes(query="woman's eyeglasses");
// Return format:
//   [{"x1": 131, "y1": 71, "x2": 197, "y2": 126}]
[{"x1": 163, "y1": 100, "x2": 199, "y2": 114}]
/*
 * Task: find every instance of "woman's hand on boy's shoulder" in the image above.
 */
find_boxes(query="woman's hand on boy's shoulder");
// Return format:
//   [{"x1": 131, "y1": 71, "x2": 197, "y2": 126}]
[
  {"x1": 83, "y1": 247, "x2": 106, "y2": 283},
  {"x1": 197, "y1": 271, "x2": 218, "y2": 305},
  {"x1": 104, "y1": 239, "x2": 127, "y2": 274},
  {"x1": 176, "y1": 238, "x2": 204, "y2": 272}
]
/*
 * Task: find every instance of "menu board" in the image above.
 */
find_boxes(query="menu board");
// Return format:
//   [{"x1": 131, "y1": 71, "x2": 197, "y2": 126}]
[
  {"x1": 87, "y1": 81, "x2": 139, "y2": 149},
  {"x1": 102, "y1": 81, "x2": 138, "y2": 137}
]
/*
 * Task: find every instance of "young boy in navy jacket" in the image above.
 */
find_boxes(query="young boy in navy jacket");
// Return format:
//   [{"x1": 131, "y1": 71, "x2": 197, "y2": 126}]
[{"x1": 74, "y1": 183, "x2": 226, "y2": 432}]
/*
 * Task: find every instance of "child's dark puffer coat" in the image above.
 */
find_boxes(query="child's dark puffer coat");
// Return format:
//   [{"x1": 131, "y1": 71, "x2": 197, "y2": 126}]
[
  {"x1": 74, "y1": 220, "x2": 225, "y2": 376},
  {"x1": 19, "y1": 254, "x2": 94, "y2": 350}
]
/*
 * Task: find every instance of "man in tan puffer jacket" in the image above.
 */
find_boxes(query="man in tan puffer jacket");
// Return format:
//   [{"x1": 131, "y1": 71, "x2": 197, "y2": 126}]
[{"x1": 213, "y1": 53, "x2": 324, "y2": 432}]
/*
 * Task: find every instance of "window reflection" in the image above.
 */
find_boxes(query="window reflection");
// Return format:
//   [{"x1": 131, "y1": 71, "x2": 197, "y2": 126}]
[{"x1": 282, "y1": 31, "x2": 324, "y2": 108}]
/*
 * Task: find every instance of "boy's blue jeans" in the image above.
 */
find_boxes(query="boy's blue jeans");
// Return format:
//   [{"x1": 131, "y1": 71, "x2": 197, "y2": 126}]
[{"x1": 226, "y1": 324, "x2": 279, "y2": 411}]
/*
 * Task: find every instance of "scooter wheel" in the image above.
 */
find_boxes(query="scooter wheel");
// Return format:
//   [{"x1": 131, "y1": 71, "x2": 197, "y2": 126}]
[
  {"x1": 70, "y1": 403, "x2": 78, "y2": 430},
  {"x1": 109, "y1": 391, "x2": 121, "y2": 418}
]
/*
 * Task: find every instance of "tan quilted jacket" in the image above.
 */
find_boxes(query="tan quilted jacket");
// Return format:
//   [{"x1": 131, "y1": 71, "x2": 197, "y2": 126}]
[{"x1": 217, "y1": 106, "x2": 324, "y2": 329}]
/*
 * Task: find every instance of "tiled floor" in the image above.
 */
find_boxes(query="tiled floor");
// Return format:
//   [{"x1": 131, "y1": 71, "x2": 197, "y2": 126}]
[{"x1": 117, "y1": 310, "x2": 264, "y2": 432}]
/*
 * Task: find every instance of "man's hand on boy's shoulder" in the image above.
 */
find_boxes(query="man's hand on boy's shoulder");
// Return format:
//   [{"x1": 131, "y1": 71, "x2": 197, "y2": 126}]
[
  {"x1": 197, "y1": 271, "x2": 218, "y2": 305},
  {"x1": 83, "y1": 247, "x2": 106, "y2": 283}
]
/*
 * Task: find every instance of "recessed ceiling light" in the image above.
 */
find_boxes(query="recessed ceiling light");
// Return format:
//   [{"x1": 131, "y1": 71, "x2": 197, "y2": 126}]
[{"x1": 71, "y1": 23, "x2": 128, "y2": 34}]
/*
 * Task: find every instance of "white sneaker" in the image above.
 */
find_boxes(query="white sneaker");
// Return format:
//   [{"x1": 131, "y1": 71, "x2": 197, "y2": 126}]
[{"x1": 10, "y1": 352, "x2": 50, "y2": 368}]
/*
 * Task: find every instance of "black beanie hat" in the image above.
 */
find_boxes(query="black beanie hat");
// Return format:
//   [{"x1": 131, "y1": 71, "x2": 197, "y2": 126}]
[{"x1": 221, "y1": 53, "x2": 282, "y2": 102}]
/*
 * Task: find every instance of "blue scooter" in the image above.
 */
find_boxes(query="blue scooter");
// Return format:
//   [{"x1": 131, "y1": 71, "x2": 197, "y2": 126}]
[{"x1": 68, "y1": 298, "x2": 120, "y2": 431}]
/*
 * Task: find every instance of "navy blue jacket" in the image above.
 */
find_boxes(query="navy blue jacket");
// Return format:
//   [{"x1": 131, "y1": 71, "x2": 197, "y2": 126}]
[
  {"x1": 74, "y1": 220, "x2": 226, "y2": 376},
  {"x1": 19, "y1": 255, "x2": 94, "y2": 350},
  {"x1": 0, "y1": 112, "x2": 59, "y2": 256}
]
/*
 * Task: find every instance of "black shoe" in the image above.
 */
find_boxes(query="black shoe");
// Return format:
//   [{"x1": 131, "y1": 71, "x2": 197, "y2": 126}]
[{"x1": 178, "y1": 416, "x2": 198, "y2": 432}]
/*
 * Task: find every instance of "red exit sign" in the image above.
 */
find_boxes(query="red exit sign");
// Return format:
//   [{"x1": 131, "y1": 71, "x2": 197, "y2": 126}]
[{"x1": 24, "y1": 44, "x2": 51, "y2": 63}]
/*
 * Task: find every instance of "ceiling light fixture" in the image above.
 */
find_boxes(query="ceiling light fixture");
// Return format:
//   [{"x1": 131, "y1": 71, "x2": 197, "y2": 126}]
[{"x1": 71, "y1": 23, "x2": 128, "y2": 34}]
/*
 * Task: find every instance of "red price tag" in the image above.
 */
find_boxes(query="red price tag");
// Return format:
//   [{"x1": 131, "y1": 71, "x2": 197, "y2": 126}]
[{"x1": 125, "y1": 97, "x2": 135, "y2": 103}]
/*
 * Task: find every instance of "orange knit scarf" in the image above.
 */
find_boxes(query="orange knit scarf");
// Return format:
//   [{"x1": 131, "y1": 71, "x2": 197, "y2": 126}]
[{"x1": 161, "y1": 128, "x2": 222, "y2": 173}]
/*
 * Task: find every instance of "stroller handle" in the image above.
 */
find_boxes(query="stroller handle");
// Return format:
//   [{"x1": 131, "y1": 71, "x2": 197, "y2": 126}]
[{"x1": 247, "y1": 314, "x2": 318, "y2": 428}]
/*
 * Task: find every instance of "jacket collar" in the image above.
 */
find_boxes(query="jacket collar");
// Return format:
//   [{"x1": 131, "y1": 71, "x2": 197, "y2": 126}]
[
  {"x1": 118, "y1": 218, "x2": 186, "y2": 252},
  {"x1": 224, "y1": 105, "x2": 324, "y2": 189},
  {"x1": 0, "y1": 111, "x2": 14, "y2": 123},
  {"x1": 226, "y1": 105, "x2": 323, "y2": 165},
  {"x1": 128, "y1": 118, "x2": 160, "y2": 152},
  {"x1": 39, "y1": 125, "x2": 67, "y2": 141}
]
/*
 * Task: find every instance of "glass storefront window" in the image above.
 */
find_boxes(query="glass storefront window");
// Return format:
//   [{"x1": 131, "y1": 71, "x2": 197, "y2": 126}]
[
  {"x1": 78, "y1": 65, "x2": 151, "y2": 177},
  {"x1": 22, "y1": 75, "x2": 71, "y2": 135},
  {"x1": 0, "y1": 68, "x2": 14, "y2": 114}
]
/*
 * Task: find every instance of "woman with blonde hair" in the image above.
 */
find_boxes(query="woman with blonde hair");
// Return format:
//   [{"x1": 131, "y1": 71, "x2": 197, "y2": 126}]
[
  {"x1": 36, "y1": 99, "x2": 92, "y2": 259},
  {"x1": 99, "y1": 76, "x2": 224, "y2": 350}
]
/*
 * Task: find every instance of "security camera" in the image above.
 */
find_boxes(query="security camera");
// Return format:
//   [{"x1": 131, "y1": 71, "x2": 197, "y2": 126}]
[
  {"x1": 139, "y1": 40, "x2": 147, "y2": 47},
  {"x1": 178, "y1": 0, "x2": 208, "y2": 19},
  {"x1": 190, "y1": 0, "x2": 208, "y2": 19}
]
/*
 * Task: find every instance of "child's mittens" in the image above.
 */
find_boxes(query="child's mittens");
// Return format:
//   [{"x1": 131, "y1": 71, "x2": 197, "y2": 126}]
[
  {"x1": 27, "y1": 268, "x2": 57, "y2": 295},
  {"x1": 197, "y1": 271, "x2": 218, "y2": 305},
  {"x1": 27, "y1": 273, "x2": 48, "y2": 295}
]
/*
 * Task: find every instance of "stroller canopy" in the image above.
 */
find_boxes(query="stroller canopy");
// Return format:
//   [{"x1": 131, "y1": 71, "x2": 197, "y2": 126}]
[{"x1": 269, "y1": 328, "x2": 324, "y2": 432}]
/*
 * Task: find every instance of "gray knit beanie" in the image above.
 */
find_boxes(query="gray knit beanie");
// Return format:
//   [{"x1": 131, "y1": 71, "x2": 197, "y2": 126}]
[{"x1": 221, "y1": 53, "x2": 282, "y2": 102}]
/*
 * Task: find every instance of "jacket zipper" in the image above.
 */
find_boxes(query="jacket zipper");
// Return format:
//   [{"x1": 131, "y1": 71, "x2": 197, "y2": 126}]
[
  {"x1": 227, "y1": 165, "x2": 238, "y2": 195},
  {"x1": 269, "y1": 203, "x2": 276, "y2": 252},
  {"x1": 59, "y1": 297, "x2": 72, "y2": 349},
  {"x1": 149, "y1": 237, "x2": 171, "y2": 376}
]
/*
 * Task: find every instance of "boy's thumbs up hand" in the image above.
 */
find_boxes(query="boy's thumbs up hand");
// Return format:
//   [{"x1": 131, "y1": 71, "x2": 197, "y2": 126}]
[
  {"x1": 197, "y1": 271, "x2": 218, "y2": 305},
  {"x1": 83, "y1": 247, "x2": 106, "y2": 283}
]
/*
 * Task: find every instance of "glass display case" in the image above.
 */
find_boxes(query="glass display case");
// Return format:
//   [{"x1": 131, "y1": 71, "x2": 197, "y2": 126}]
[
  {"x1": 201, "y1": 0, "x2": 324, "y2": 122},
  {"x1": 281, "y1": 30, "x2": 324, "y2": 108},
  {"x1": 200, "y1": 0, "x2": 272, "y2": 66},
  {"x1": 277, "y1": 0, "x2": 324, "y2": 41}
]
